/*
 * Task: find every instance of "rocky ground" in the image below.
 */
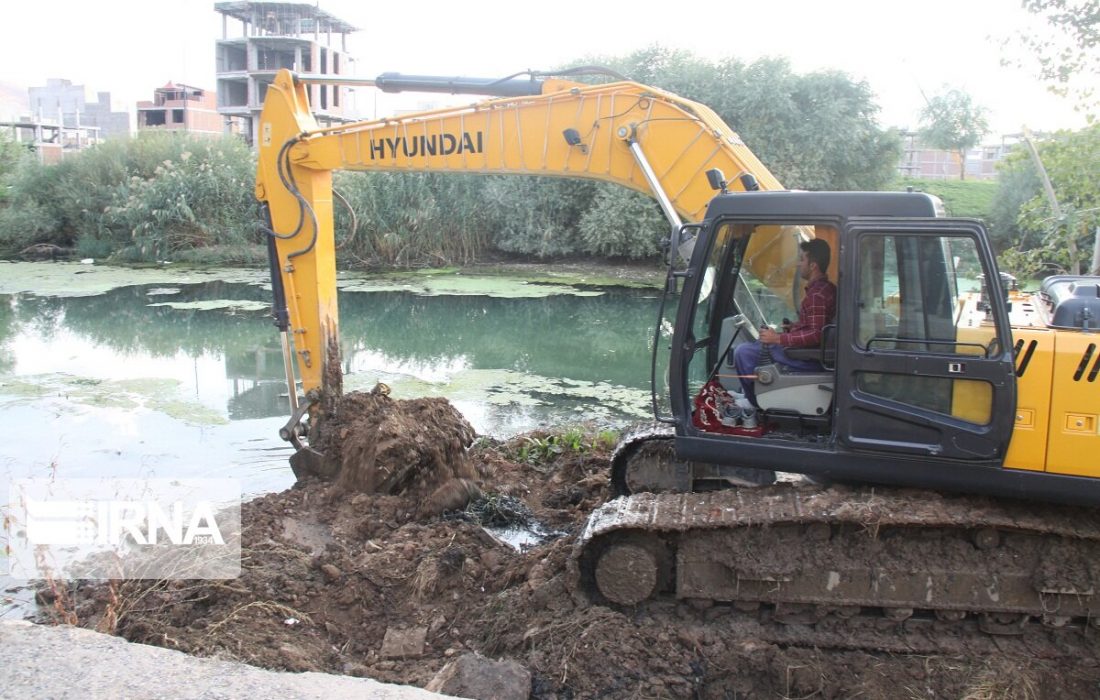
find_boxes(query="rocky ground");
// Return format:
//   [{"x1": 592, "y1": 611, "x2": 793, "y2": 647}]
[{"x1": 37, "y1": 391, "x2": 1100, "y2": 699}]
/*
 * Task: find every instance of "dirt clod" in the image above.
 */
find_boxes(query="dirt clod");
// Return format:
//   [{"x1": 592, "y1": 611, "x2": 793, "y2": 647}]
[
  {"x1": 381, "y1": 626, "x2": 428, "y2": 659},
  {"x1": 319, "y1": 564, "x2": 342, "y2": 583},
  {"x1": 426, "y1": 653, "x2": 532, "y2": 700},
  {"x1": 325, "y1": 390, "x2": 478, "y2": 500}
]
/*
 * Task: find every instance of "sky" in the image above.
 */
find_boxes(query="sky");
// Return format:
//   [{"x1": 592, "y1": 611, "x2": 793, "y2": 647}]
[{"x1": 2, "y1": 0, "x2": 1095, "y2": 136}]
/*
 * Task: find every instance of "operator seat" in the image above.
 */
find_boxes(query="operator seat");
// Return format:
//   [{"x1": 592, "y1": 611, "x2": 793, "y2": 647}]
[
  {"x1": 751, "y1": 326, "x2": 835, "y2": 416},
  {"x1": 717, "y1": 318, "x2": 835, "y2": 416}
]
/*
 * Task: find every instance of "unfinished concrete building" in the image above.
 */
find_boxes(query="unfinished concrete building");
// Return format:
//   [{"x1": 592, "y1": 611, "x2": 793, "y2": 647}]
[
  {"x1": 214, "y1": 2, "x2": 359, "y2": 146},
  {"x1": 4, "y1": 79, "x2": 126, "y2": 163},
  {"x1": 0, "y1": 118, "x2": 100, "y2": 165}
]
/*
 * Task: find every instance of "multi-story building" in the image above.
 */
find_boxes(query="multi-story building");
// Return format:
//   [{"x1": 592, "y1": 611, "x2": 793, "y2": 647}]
[
  {"x1": 970, "y1": 136, "x2": 1025, "y2": 180},
  {"x1": 137, "y1": 83, "x2": 222, "y2": 136},
  {"x1": 897, "y1": 132, "x2": 1026, "y2": 181},
  {"x1": 5, "y1": 79, "x2": 124, "y2": 163},
  {"x1": 27, "y1": 78, "x2": 130, "y2": 140},
  {"x1": 214, "y1": 1, "x2": 359, "y2": 146}
]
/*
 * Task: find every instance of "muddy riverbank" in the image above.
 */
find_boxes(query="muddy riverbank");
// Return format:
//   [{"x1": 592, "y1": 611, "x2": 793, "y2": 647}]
[{"x1": 40, "y1": 418, "x2": 1100, "y2": 699}]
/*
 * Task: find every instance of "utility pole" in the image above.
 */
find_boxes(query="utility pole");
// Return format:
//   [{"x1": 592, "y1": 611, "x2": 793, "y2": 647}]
[
  {"x1": 1093, "y1": 226, "x2": 1100, "y2": 276},
  {"x1": 1021, "y1": 127, "x2": 1078, "y2": 274}
]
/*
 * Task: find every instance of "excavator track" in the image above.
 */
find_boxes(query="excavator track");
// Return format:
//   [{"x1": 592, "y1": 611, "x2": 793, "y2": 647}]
[
  {"x1": 610, "y1": 427, "x2": 776, "y2": 495},
  {"x1": 654, "y1": 598, "x2": 1098, "y2": 657},
  {"x1": 569, "y1": 474, "x2": 1100, "y2": 638}
]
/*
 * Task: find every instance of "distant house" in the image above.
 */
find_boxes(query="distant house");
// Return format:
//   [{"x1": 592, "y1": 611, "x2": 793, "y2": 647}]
[{"x1": 137, "y1": 83, "x2": 221, "y2": 136}]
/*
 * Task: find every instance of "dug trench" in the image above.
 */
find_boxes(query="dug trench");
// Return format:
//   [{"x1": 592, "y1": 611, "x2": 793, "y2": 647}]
[{"x1": 40, "y1": 391, "x2": 1100, "y2": 698}]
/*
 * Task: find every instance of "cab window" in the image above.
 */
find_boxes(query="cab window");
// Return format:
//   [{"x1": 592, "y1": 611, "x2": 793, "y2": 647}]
[
  {"x1": 683, "y1": 221, "x2": 831, "y2": 399},
  {"x1": 854, "y1": 232, "x2": 1000, "y2": 423}
]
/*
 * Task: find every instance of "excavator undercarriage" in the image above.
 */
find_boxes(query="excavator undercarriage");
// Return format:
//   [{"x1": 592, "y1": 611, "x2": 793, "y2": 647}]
[{"x1": 573, "y1": 436, "x2": 1100, "y2": 642}]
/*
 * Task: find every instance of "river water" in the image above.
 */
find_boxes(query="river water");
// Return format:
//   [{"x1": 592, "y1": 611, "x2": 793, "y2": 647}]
[
  {"x1": 0, "y1": 262, "x2": 666, "y2": 612},
  {"x1": 0, "y1": 263, "x2": 664, "y2": 496}
]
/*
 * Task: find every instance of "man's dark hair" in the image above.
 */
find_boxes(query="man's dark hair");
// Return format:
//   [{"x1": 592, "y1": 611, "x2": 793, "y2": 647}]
[{"x1": 800, "y1": 238, "x2": 830, "y2": 274}]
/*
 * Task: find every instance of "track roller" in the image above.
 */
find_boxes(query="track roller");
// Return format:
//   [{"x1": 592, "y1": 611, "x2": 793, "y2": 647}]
[{"x1": 591, "y1": 534, "x2": 670, "y2": 606}]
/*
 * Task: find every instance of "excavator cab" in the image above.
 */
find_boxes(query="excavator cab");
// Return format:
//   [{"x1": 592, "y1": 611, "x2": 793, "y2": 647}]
[
  {"x1": 590, "y1": 190, "x2": 1100, "y2": 615},
  {"x1": 667, "y1": 191, "x2": 1023, "y2": 495}
]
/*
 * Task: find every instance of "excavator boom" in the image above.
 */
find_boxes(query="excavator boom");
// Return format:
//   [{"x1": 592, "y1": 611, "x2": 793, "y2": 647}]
[{"x1": 256, "y1": 68, "x2": 781, "y2": 407}]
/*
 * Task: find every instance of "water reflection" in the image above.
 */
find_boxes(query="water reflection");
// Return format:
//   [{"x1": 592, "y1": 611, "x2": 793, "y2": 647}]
[
  {"x1": 339, "y1": 290, "x2": 657, "y2": 387},
  {"x1": 0, "y1": 279, "x2": 663, "y2": 434}
]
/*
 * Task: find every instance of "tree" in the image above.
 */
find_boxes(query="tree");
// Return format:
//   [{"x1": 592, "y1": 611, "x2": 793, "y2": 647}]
[
  {"x1": 712, "y1": 57, "x2": 902, "y2": 191},
  {"x1": 1011, "y1": 0, "x2": 1099, "y2": 116},
  {"x1": 992, "y1": 124, "x2": 1100, "y2": 278},
  {"x1": 1018, "y1": 125, "x2": 1100, "y2": 274},
  {"x1": 583, "y1": 48, "x2": 902, "y2": 191},
  {"x1": 463, "y1": 48, "x2": 903, "y2": 264},
  {"x1": 918, "y1": 89, "x2": 990, "y2": 180},
  {"x1": 988, "y1": 156, "x2": 1042, "y2": 254}
]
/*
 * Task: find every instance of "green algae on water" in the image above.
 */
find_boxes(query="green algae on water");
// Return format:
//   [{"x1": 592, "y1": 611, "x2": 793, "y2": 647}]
[
  {"x1": 0, "y1": 262, "x2": 268, "y2": 298},
  {"x1": 0, "y1": 373, "x2": 228, "y2": 426},
  {"x1": 344, "y1": 367, "x2": 650, "y2": 419},
  {"x1": 337, "y1": 273, "x2": 603, "y2": 298},
  {"x1": 146, "y1": 300, "x2": 271, "y2": 312}
]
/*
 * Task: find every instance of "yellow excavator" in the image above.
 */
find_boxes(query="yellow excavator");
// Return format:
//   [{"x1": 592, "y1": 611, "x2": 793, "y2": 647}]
[{"x1": 257, "y1": 68, "x2": 1100, "y2": 633}]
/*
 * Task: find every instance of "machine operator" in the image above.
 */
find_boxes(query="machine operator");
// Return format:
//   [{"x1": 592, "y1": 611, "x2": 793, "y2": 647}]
[{"x1": 733, "y1": 238, "x2": 837, "y2": 411}]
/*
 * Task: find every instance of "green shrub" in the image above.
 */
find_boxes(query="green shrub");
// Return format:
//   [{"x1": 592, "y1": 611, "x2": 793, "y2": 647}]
[
  {"x1": 0, "y1": 132, "x2": 33, "y2": 206},
  {"x1": 511, "y1": 426, "x2": 621, "y2": 465},
  {"x1": 334, "y1": 171, "x2": 494, "y2": 267},
  {"x1": 0, "y1": 133, "x2": 258, "y2": 263},
  {"x1": 108, "y1": 138, "x2": 258, "y2": 260},
  {"x1": 73, "y1": 233, "x2": 116, "y2": 260},
  {"x1": 577, "y1": 184, "x2": 666, "y2": 258},
  {"x1": 0, "y1": 200, "x2": 62, "y2": 256}
]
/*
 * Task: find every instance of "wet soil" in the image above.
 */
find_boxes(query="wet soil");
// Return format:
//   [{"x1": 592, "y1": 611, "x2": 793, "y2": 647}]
[
  {"x1": 317, "y1": 387, "x2": 478, "y2": 505},
  {"x1": 44, "y1": 392, "x2": 1100, "y2": 699}
]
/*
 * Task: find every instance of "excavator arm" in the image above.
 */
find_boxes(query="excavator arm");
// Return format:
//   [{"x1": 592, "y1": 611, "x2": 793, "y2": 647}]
[{"x1": 255, "y1": 68, "x2": 783, "y2": 458}]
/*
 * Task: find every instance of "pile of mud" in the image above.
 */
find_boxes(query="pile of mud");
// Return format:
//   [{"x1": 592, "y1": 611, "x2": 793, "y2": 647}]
[
  {"x1": 317, "y1": 389, "x2": 481, "y2": 514},
  {"x1": 41, "y1": 395, "x2": 1100, "y2": 698}
]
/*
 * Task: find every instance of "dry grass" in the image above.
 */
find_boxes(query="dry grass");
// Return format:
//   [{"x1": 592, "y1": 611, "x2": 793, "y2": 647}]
[
  {"x1": 203, "y1": 600, "x2": 313, "y2": 639},
  {"x1": 961, "y1": 662, "x2": 1041, "y2": 700},
  {"x1": 411, "y1": 555, "x2": 443, "y2": 601}
]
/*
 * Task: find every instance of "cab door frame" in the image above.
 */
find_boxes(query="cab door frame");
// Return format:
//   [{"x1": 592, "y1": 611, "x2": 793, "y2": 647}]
[{"x1": 834, "y1": 218, "x2": 1017, "y2": 462}]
